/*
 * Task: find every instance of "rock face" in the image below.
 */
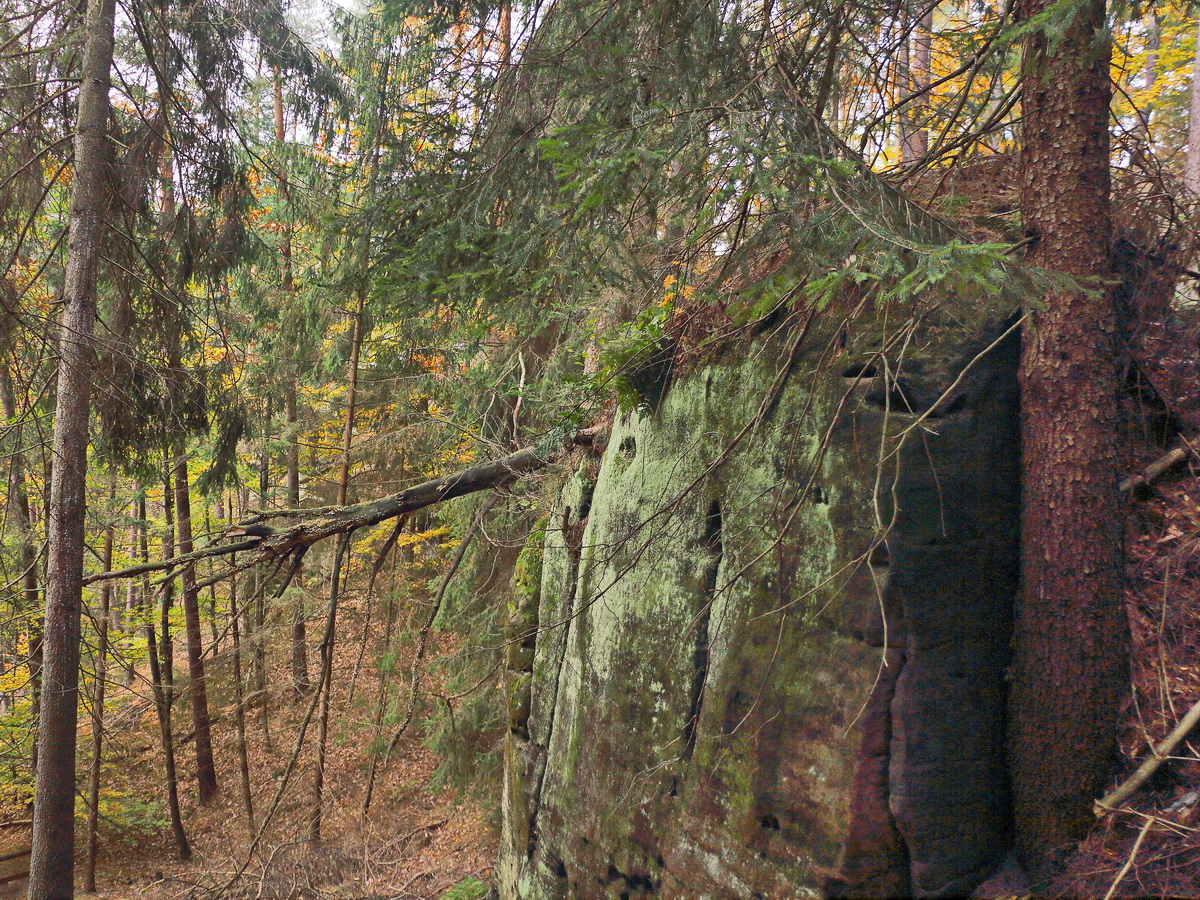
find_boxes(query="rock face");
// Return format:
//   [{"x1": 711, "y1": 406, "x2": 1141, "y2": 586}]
[{"x1": 500, "y1": 312, "x2": 1021, "y2": 899}]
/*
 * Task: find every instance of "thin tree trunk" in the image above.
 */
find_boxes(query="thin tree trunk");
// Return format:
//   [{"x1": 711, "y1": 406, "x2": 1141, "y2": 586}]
[
  {"x1": 173, "y1": 448, "x2": 219, "y2": 803},
  {"x1": 1185, "y1": 15, "x2": 1200, "y2": 194},
  {"x1": 204, "y1": 504, "x2": 220, "y2": 649},
  {"x1": 307, "y1": 104, "x2": 377, "y2": 839},
  {"x1": 308, "y1": 305, "x2": 363, "y2": 846},
  {"x1": 899, "y1": 2, "x2": 933, "y2": 162},
  {"x1": 360, "y1": 559, "x2": 400, "y2": 815},
  {"x1": 28, "y1": 0, "x2": 118, "y2": 889},
  {"x1": 308, "y1": 72, "x2": 380, "y2": 840},
  {"x1": 256, "y1": 404, "x2": 272, "y2": 750},
  {"x1": 274, "y1": 69, "x2": 293, "y2": 295},
  {"x1": 144, "y1": 489, "x2": 190, "y2": 860},
  {"x1": 228, "y1": 550, "x2": 255, "y2": 835},
  {"x1": 1008, "y1": 0, "x2": 1127, "y2": 873},
  {"x1": 129, "y1": 497, "x2": 144, "y2": 689},
  {"x1": 287, "y1": 383, "x2": 309, "y2": 700},
  {"x1": 274, "y1": 71, "x2": 309, "y2": 702},
  {"x1": 123, "y1": 509, "x2": 137, "y2": 685},
  {"x1": 498, "y1": 0, "x2": 511, "y2": 67},
  {"x1": 83, "y1": 475, "x2": 115, "y2": 893},
  {"x1": 309, "y1": 534, "x2": 350, "y2": 845}
]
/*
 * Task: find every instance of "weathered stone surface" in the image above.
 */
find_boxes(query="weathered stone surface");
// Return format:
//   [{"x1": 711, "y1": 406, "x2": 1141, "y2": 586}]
[{"x1": 500, "y1": 312, "x2": 1021, "y2": 899}]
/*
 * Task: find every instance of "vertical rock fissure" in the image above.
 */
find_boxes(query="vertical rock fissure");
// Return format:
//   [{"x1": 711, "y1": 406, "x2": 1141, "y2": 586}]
[
  {"x1": 683, "y1": 499, "x2": 722, "y2": 762},
  {"x1": 833, "y1": 326, "x2": 1021, "y2": 898},
  {"x1": 528, "y1": 493, "x2": 591, "y2": 859}
]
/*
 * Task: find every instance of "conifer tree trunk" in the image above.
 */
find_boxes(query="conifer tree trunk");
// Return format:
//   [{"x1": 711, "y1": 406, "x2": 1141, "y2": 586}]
[
  {"x1": 1185, "y1": 15, "x2": 1200, "y2": 194},
  {"x1": 287, "y1": 383, "x2": 309, "y2": 699},
  {"x1": 204, "y1": 505, "x2": 220, "y2": 649},
  {"x1": 173, "y1": 449, "x2": 219, "y2": 802},
  {"x1": 309, "y1": 62, "x2": 384, "y2": 841},
  {"x1": 273, "y1": 74, "x2": 310, "y2": 701},
  {"x1": 255, "y1": 411, "x2": 272, "y2": 749},
  {"x1": 228, "y1": 552, "x2": 255, "y2": 835},
  {"x1": 498, "y1": 0, "x2": 512, "y2": 66},
  {"x1": 147, "y1": 484, "x2": 191, "y2": 860},
  {"x1": 122, "y1": 508, "x2": 138, "y2": 685},
  {"x1": 898, "y1": 2, "x2": 933, "y2": 162},
  {"x1": 310, "y1": 290, "x2": 364, "y2": 845},
  {"x1": 28, "y1": 0, "x2": 118, "y2": 890},
  {"x1": 83, "y1": 476, "x2": 115, "y2": 893},
  {"x1": 1008, "y1": 0, "x2": 1126, "y2": 873}
]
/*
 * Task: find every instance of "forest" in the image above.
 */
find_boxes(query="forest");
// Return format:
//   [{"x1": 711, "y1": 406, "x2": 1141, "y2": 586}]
[{"x1": 1, "y1": 0, "x2": 1199, "y2": 895}]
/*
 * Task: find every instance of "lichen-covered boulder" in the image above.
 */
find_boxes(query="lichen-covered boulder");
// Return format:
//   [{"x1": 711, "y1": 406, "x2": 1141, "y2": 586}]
[{"x1": 500, "y1": 312, "x2": 1021, "y2": 898}]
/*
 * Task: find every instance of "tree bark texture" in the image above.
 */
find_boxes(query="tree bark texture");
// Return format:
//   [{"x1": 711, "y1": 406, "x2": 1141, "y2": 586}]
[
  {"x1": 28, "y1": 0, "x2": 118, "y2": 892},
  {"x1": 1008, "y1": 0, "x2": 1127, "y2": 873},
  {"x1": 173, "y1": 452, "x2": 219, "y2": 803}
]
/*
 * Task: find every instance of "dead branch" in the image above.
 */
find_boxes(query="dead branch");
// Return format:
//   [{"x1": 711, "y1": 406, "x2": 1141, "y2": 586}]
[
  {"x1": 85, "y1": 443, "x2": 562, "y2": 587},
  {"x1": 1102, "y1": 816, "x2": 1154, "y2": 900},
  {"x1": 1119, "y1": 445, "x2": 1192, "y2": 493},
  {"x1": 1096, "y1": 695, "x2": 1200, "y2": 816}
]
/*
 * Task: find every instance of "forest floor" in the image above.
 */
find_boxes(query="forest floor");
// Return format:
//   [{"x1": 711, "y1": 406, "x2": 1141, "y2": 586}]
[{"x1": 0, "y1": 588, "x2": 497, "y2": 900}]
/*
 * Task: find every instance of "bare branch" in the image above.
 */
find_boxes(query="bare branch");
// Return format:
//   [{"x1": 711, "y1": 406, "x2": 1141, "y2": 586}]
[{"x1": 84, "y1": 442, "x2": 573, "y2": 587}]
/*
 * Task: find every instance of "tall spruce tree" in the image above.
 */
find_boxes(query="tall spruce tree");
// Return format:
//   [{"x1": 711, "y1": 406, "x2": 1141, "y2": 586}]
[
  {"x1": 1007, "y1": 0, "x2": 1127, "y2": 872},
  {"x1": 28, "y1": 0, "x2": 118, "y2": 891}
]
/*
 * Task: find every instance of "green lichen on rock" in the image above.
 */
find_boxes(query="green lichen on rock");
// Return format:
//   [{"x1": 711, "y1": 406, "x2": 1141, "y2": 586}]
[
  {"x1": 501, "y1": 309, "x2": 1021, "y2": 899},
  {"x1": 512, "y1": 524, "x2": 546, "y2": 609}
]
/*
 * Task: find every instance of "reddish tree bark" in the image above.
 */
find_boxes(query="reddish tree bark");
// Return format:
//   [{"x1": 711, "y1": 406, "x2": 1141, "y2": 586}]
[{"x1": 1008, "y1": 0, "x2": 1127, "y2": 873}]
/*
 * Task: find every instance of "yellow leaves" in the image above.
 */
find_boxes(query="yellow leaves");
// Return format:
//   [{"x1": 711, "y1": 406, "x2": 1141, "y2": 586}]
[
  {"x1": 413, "y1": 352, "x2": 447, "y2": 375},
  {"x1": 660, "y1": 272, "x2": 695, "y2": 307},
  {"x1": 0, "y1": 663, "x2": 27, "y2": 695},
  {"x1": 397, "y1": 525, "x2": 453, "y2": 548}
]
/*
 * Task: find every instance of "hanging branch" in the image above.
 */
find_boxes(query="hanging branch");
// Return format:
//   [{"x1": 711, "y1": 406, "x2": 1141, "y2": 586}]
[{"x1": 85, "y1": 432, "x2": 603, "y2": 589}]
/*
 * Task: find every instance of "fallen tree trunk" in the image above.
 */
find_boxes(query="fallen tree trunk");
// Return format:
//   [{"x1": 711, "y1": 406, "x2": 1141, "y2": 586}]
[{"x1": 84, "y1": 440, "x2": 586, "y2": 587}]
